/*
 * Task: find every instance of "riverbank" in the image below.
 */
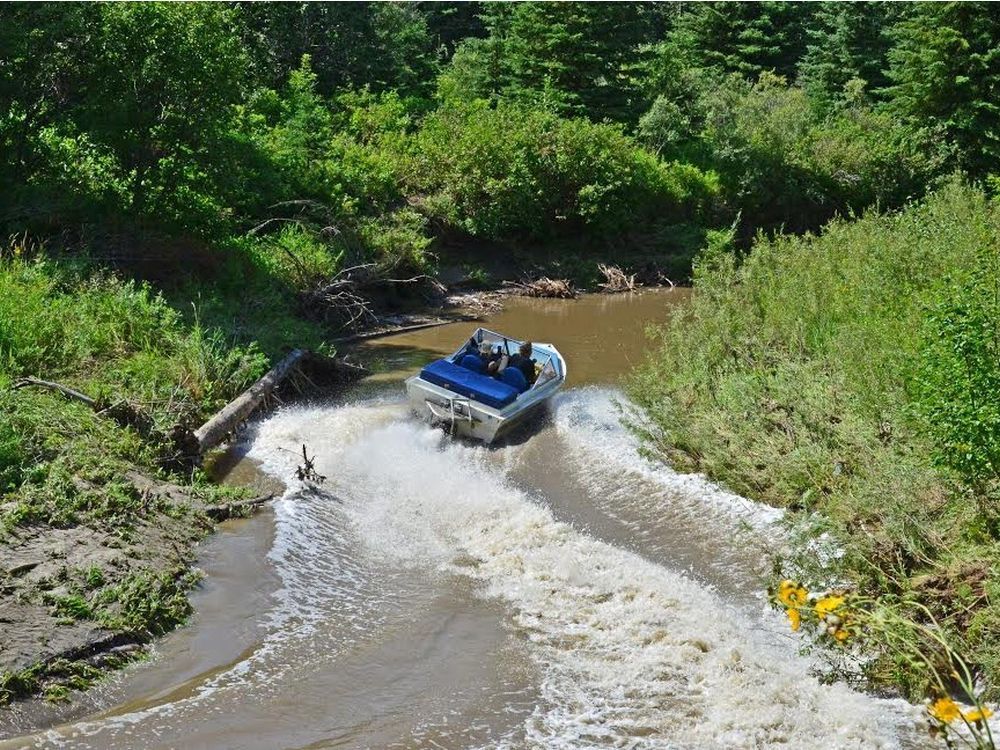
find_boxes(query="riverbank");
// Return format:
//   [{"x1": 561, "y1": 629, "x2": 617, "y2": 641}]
[
  {"x1": 628, "y1": 182, "x2": 1000, "y2": 703},
  {"x1": 0, "y1": 243, "x2": 666, "y2": 708}
]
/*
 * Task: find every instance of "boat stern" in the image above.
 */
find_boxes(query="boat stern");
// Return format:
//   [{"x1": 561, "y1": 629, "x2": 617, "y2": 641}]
[{"x1": 406, "y1": 375, "x2": 503, "y2": 443}]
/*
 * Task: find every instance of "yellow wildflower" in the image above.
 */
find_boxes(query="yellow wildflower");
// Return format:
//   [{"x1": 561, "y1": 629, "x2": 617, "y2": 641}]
[
  {"x1": 787, "y1": 607, "x2": 801, "y2": 631},
  {"x1": 832, "y1": 627, "x2": 849, "y2": 643},
  {"x1": 814, "y1": 596, "x2": 845, "y2": 620},
  {"x1": 777, "y1": 580, "x2": 808, "y2": 608},
  {"x1": 963, "y1": 706, "x2": 994, "y2": 723},
  {"x1": 929, "y1": 697, "x2": 961, "y2": 724}
]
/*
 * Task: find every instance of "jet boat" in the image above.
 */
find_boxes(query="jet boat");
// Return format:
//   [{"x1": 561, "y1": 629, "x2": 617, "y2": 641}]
[{"x1": 405, "y1": 327, "x2": 566, "y2": 443}]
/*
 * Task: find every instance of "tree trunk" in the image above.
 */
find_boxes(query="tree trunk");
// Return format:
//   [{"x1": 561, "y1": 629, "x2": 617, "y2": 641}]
[{"x1": 192, "y1": 349, "x2": 308, "y2": 455}]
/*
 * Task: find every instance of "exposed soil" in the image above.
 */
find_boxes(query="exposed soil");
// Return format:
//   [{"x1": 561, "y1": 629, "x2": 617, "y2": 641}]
[{"x1": 0, "y1": 473, "x2": 274, "y2": 705}]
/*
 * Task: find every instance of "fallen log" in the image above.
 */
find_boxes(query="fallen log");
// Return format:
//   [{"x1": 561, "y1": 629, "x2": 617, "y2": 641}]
[
  {"x1": 191, "y1": 350, "x2": 368, "y2": 455},
  {"x1": 192, "y1": 349, "x2": 306, "y2": 455},
  {"x1": 203, "y1": 494, "x2": 274, "y2": 521}
]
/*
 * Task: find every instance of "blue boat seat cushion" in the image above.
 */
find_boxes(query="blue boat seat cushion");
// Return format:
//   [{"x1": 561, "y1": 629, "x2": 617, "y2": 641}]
[
  {"x1": 459, "y1": 354, "x2": 486, "y2": 374},
  {"x1": 420, "y1": 358, "x2": 519, "y2": 409},
  {"x1": 499, "y1": 365, "x2": 529, "y2": 393}
]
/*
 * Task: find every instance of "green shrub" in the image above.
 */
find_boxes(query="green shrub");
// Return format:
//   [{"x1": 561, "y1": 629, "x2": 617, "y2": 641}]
[
  {"x1": 914, "y1": 255, "x2": 1000, "y2": 489},
  {"x1": 629, "y1": 181, "x2": 1000, "y2": 696},
  {"x1": 406, "y1": 100, "x2": 718, "y2": 241},
  {"x1": 641, "y1": 72, "x2": 942, "y2": 235},
  {"x1": 95, "y1": 569, "x2": 200, "y2": 636}
]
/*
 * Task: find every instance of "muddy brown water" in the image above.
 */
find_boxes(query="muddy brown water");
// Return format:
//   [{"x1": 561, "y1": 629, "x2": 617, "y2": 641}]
[{"x1": 1, "y1": 290, "x2": 929, "y2": 749}]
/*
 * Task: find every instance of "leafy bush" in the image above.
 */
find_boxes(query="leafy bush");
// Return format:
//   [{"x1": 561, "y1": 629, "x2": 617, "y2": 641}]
[
  {"x1": 914, "y1": 255, "x2": 1000, "y2": 489},
  {"x1": 0, "y1": 255, "x2": 268, "y2": 449},
  {"x1": 406, "y1": 100, "x2": 718, "y2": 241},
  {"x1": 629, "y1": 182, "x2": 1000, "y2": 695},
  {"x1": 641, "y1": 72, "x2": 943, "y2": 236}
]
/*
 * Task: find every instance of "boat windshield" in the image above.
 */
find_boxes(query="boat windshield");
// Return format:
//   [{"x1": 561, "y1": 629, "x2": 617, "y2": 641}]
[
  {"x1": 459, "y1": 328, "x2": 558, "y2": 389},
  {"x1": 475, "y1": 330, "x2": 520, "y2": 357},
  {"x1": 534, "y1": 357, "x2": 558, "y2": 386}
]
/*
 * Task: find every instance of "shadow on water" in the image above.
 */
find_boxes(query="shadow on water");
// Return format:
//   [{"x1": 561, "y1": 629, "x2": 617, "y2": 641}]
[{"x1": 353, "y1": 342, "x2": 456, "y2": 381}]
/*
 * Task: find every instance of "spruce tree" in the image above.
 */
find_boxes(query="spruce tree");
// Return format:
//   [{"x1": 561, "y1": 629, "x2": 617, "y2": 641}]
[
  {"x1": 885, "y1": 2, "x2": 1000, "y2": 177},
  {"x1": 502, "y1": 2, "x2": 653, "y2": 121},
  {"x1": 798, "y1": 2, "x2": 906, "y2": 110},
  {"x1": 667, "y1": 2, "x2": 817, "y2": 82}
]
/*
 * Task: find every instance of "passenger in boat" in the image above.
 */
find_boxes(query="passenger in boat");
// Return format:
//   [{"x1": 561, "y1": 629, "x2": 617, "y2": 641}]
[
  {"x1": 489, "y1": 341, "x2": 536, "y2": 386},
  {"x1": 479, "y1": 340, "x2": 500, "y2": 363}
]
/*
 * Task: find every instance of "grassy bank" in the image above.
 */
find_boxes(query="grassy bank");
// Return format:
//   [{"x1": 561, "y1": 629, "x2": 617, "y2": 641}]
[
  {"x1": 0, "y1": 242, "x2": 308, "y2": 703},
  {"x1": 629, "y1": 181, "x2": 1000, "y2": 700}
]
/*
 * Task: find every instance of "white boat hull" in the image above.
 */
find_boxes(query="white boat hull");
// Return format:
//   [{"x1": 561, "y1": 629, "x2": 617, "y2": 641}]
[
  {"x1": 404, "y1": 331, "x2": 566, "y2": 444},
  {"x1": 406, "y1": 375, "x2": 556, "y2": 443}
]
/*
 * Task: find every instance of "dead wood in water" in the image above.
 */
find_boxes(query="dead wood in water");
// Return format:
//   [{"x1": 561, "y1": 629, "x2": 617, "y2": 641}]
[
  {"x1": 597, "y1": 264, "x2": 641, "y2": 293},
  {"x1": 503, "y1": 277, "x2": 578, "y2": 299},
  {"x1": 192, "y1": 350, "x2": 367, "y2": 456},
  {"x1": 203, "y1": 494, "x2": 275, "y2": 520},
  {"x1": 295, "y1": 444, "x2": 326, "y2": 484}
]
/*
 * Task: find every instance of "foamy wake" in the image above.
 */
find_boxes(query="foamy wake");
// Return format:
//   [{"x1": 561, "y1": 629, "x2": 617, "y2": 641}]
[
  {"x1": 247, "y1": 398, "x2": 917, "y2": 749},
  {"x1": 24, "y1": 393, "x2": 928, "y2": 749},
  {"x1": 551, "y1": 388, "x2": 784, "y2": 532}
]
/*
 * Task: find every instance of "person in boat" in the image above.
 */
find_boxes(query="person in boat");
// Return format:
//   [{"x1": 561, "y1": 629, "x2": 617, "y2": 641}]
[
  {"x1": 489, "y1": 341, "x2": 536, "y2": 386},
  {"x1": 479, "y1": 340, "x2": 501, "y2": 365}
]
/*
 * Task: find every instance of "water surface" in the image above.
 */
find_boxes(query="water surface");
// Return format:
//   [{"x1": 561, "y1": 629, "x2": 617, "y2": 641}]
[{"x1": 0, "y1": 290, "x2": 928, "y2": 749}]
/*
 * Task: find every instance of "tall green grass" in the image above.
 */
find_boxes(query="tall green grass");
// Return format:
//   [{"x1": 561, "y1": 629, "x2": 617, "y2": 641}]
[
  {"x1": 629, "y1": 180, "x2": 1000, "y2": 697},
  {"x1": 0, "y1": 252, "x2": 270, "y2": 528}
]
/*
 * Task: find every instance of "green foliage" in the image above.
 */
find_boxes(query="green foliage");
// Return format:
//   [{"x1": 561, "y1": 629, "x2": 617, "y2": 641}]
[
  {"x1": 237, "y1": 2, "x2": 438, "y2": 98},
  {"x1": 0, "y1": 666, "x2": 43, "y2": 706},
  {"x1": 53, "y1": 594, "x2": 95, "y2": 622},
  {"x1": 664, "y1": 2, "x2": 818, "y2": 82},
  {"x1": 439, "y1": 3, "x2": 654, "y2": 122},
  {"x1": 0, "y1": 257, "x2": 266, "y2": 417},
  {"x1": 885, "y1": 3, "x2": 1000, "y2": 177},
  {"x1": 407, "y1": 100, "x2": 718, "y2": 241},
  {"x1": 95, "y1": 569, "x2": 200, "y2": 636},
  {"x1": 2, "y1": 4, "x2": 252, "y2": 238},
  {"x1": 0, "y1": 252, "x2": 272, "y2": 534},
  {"x1": 642, "y1": 71, "x2": 941, "y2": 234},
  {"x1": 798, "y1": 3, "x2": 907, "y2": 111},
  {"x1": 85, "y1": 566, "x2": 106, "y2": 589},
  {"x1": 503, "y1": 2, "x2": 652, "y2": 121},
  {"x1": 629, "y1": 182, "x2": 1000, "y2": 695},
  {"x1": 914, "y1": 255, "x2": 1000, "y2": 488}
]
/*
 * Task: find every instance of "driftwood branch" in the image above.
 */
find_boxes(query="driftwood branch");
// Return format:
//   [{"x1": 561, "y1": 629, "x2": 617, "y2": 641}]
[
  {"x1": 598, "y1": 263, "x2": 641, "y2": 293},
  {"x1": 502, "y1": 277, "x2": 578, "y2": 299},
  {"x1": 247, "y1": 217, "x2": 301, "y2": 236},
  {"x1": 12, "y1": 377, "x2": 98, "y2": 408},
  {"x1": 12, "y1": 377, "x2": 154, "y2": 434},
  {"x1": 295, "y1": 444, "x2": 326, "y2": 484}
]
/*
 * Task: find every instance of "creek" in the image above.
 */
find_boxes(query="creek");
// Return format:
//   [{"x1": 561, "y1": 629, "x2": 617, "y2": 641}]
[{"x1": 0, "y1": 290, "x2": 927, "y2": 749}]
